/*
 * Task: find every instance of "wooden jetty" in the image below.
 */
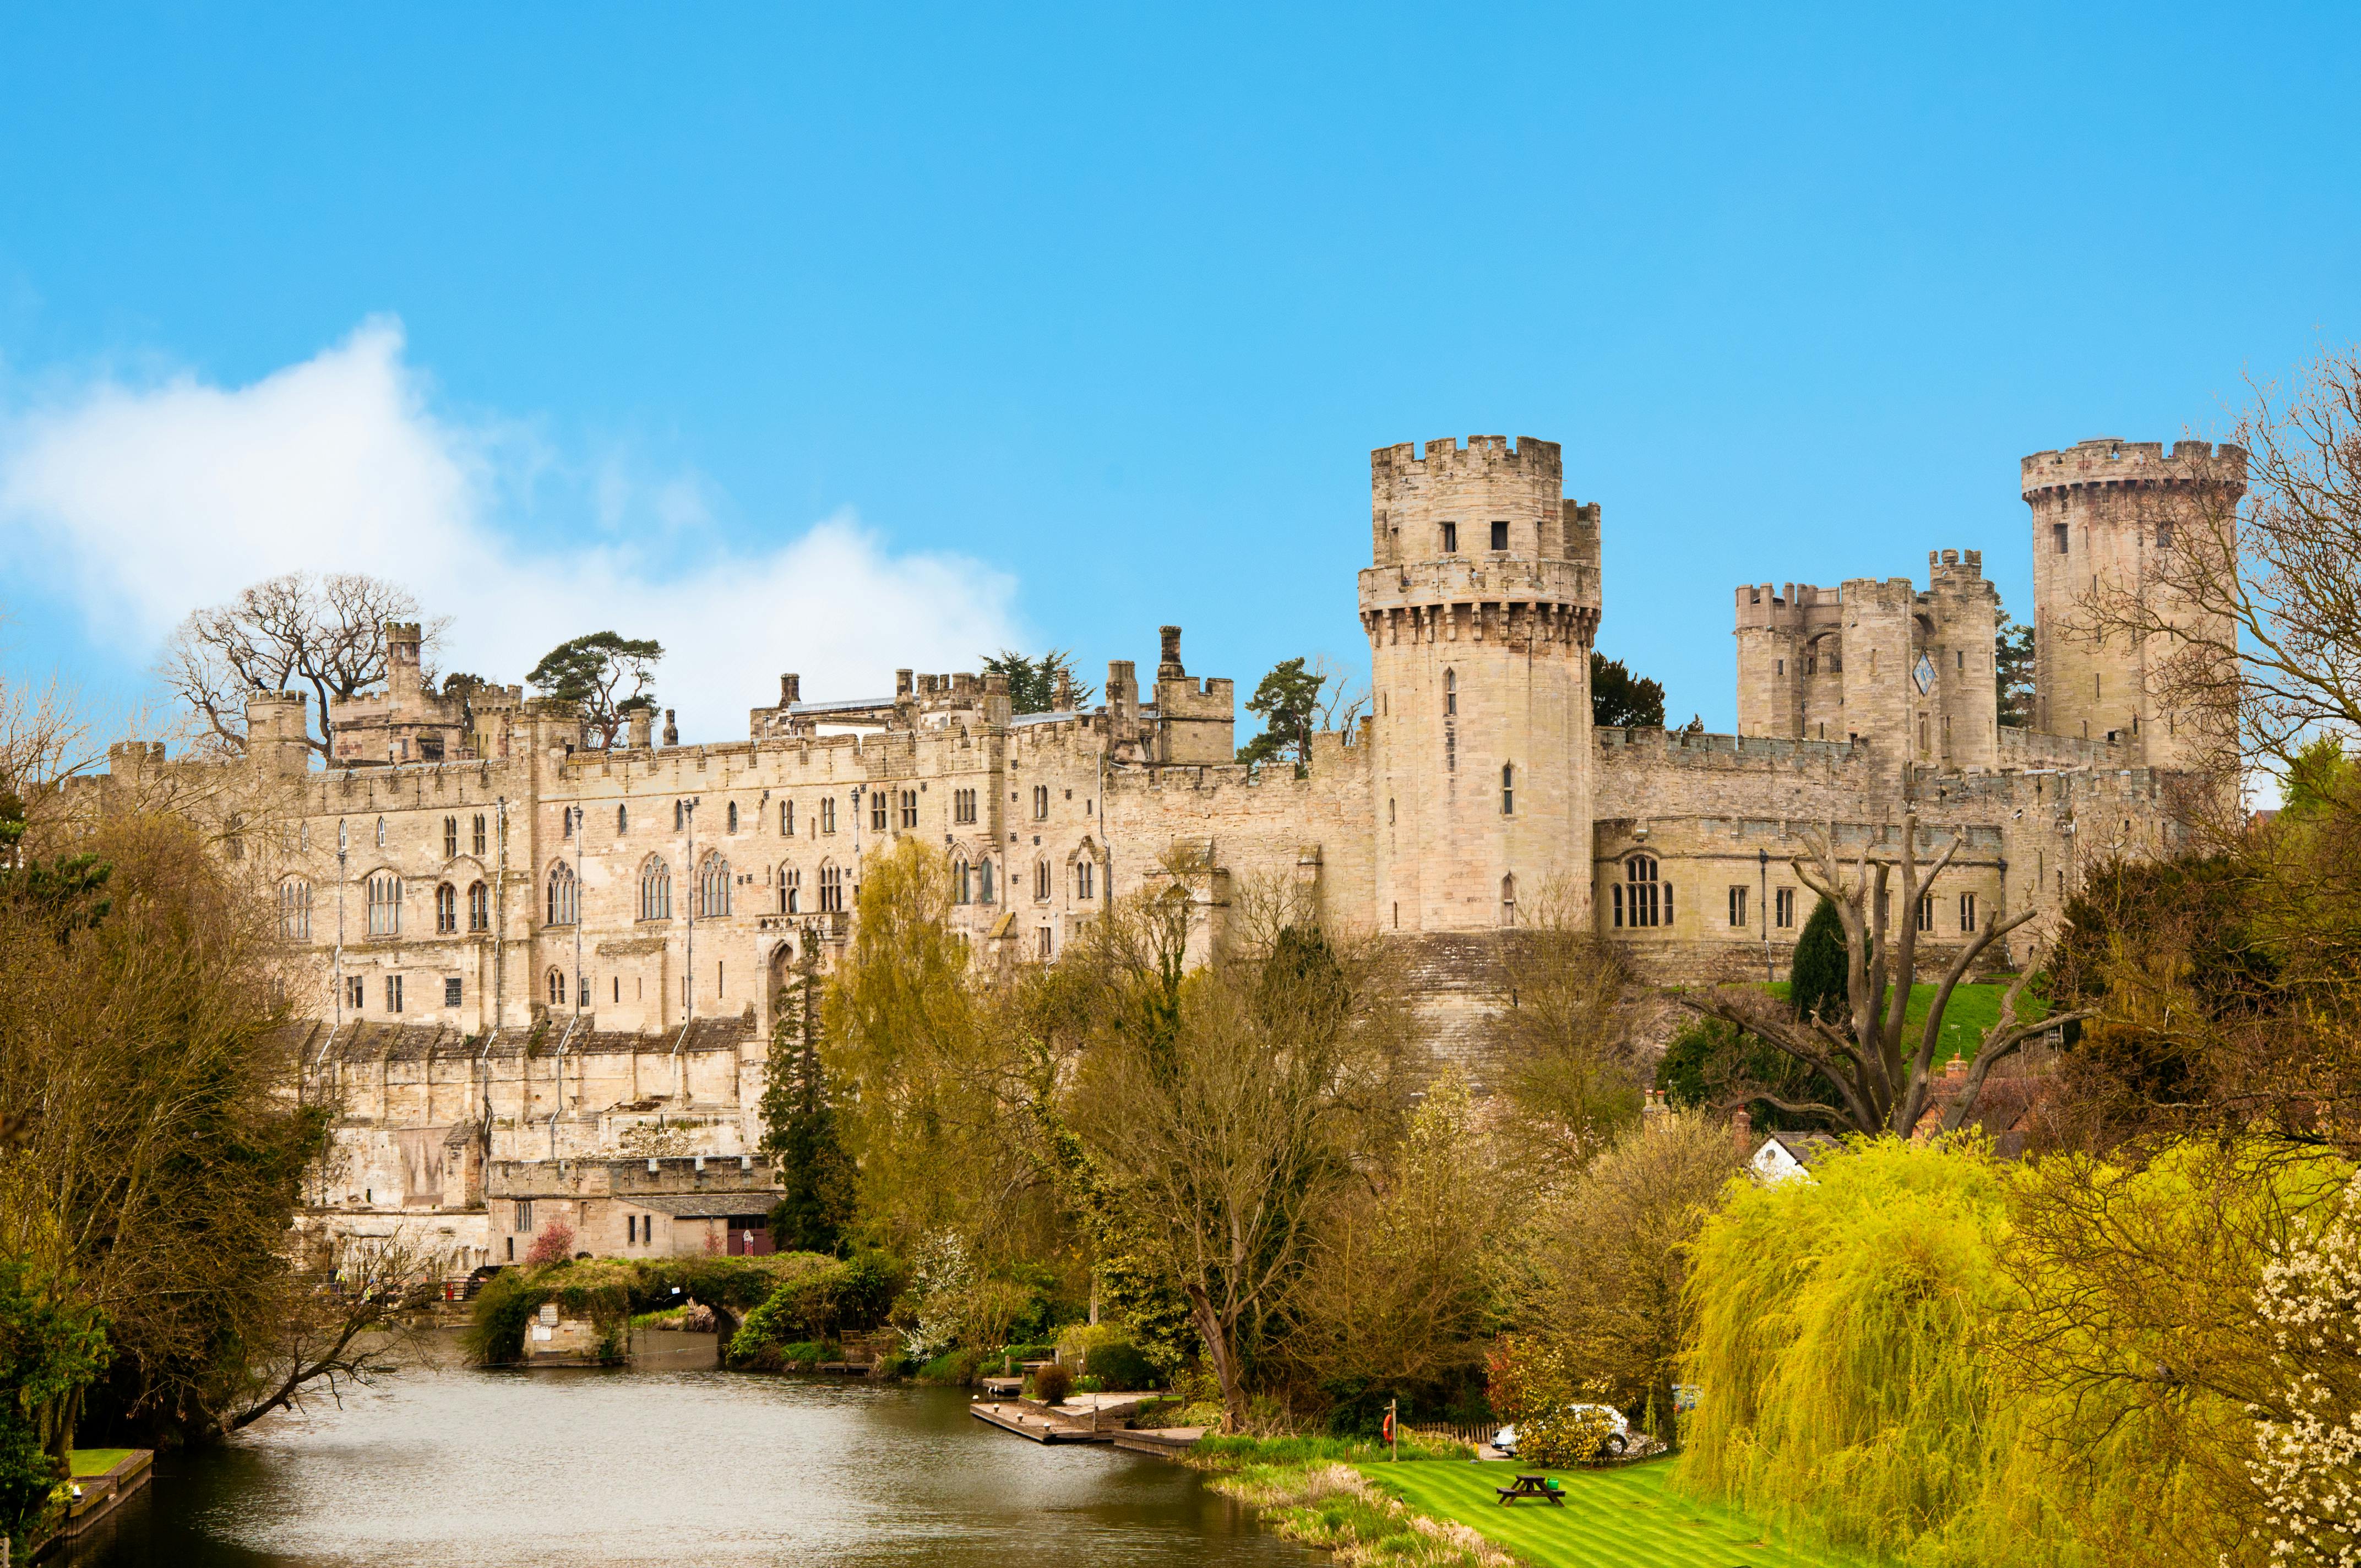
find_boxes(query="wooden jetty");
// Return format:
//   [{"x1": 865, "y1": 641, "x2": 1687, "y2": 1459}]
[
  {"x1": 969, "y1": 1392, "x2": 1159, "y2": 1445},
  {"x1": 32, "y1": 1450, "x2": 154, "y2": 1559},
  {"x1": 970, "y1": 1400, "x2": 1110, "y2": 1444}
]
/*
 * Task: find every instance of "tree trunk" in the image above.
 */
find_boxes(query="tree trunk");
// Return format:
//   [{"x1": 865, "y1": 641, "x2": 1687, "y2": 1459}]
[{"x1": 1184, "y1": 1284, "x2": 1248, "y2": 1434}]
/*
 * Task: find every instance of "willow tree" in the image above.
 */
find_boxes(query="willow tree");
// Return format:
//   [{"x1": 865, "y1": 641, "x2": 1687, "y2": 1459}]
[{"x1": 1682, "y1": 817, "x2": 2090, "y2": 1137}]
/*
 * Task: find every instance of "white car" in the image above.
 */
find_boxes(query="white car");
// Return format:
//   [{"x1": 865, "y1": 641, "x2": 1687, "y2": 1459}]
[{"x1": 1492, "y1": 1404, "x2": 1631, "y2": 1460}]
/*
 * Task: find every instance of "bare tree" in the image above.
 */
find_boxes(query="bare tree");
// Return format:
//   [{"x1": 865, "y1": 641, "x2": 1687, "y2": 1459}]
[
  {"x1": 229, "y1": 1231, "x2": 450, "y2": 1430},
  {"x1": 1680, "y1": 817, "x2": 2092, "y2": 1137},
  {"x1": 1489, "y1": 878, "x2": 1646, "y2": 1190},
  {"x1": 161, "y1": 573, "x2": 443, "y2": 759},
  {"x1": 1069, "y1": 869, "x2": 1406, "y2": 1431},
  {"x1": 2077, "y1": 349, "x2": 2361, "y2": 801}
]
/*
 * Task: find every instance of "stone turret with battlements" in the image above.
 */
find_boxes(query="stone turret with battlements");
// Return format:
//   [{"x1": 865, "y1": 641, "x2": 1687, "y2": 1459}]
[
  {"x1": 1359, "y1": 436, "x2": 1603, "y2": 934},
  {"x1": 2022, "y1": 437, "x2": 2244, "y2": 769}
]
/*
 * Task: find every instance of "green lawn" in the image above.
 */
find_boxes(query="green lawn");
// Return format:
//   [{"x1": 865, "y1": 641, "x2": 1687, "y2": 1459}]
[
  {"x1": 1359, "y1": 1459, "x2": 1868, "y2": 1568},
  {"x1": 1765, "y1": 979, "x2": 2046, "y2": 1066},
  {"x1": 68, "y1": 1449, "x2": 133, "y2": 1478}
]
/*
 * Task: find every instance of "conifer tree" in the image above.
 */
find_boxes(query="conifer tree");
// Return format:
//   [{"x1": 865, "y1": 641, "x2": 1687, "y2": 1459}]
[
  {"x1": 1789, "y1": 895, "x2": 1848, "y2": 1026},
  {"x1": 762, "y1": 930, "x2": 856, "y2": 1255}
]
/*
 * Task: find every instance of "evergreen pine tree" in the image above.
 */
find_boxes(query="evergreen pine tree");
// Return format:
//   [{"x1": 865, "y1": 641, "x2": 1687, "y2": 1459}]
[
  {"x1": 1788, "y1": 895, "x2": 1849, "y2": 1026},
  {"x1": 760, "y1": 930, "x2": 857, "y2": 1255}
]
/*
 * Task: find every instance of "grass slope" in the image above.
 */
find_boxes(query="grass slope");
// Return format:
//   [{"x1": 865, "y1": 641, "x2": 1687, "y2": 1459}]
[
  {"x1": 1360, "y1": 1460, "x2": 1868, "y2": 1568},
  {"x1": 68, "y1": 1449, "x2": 133, "y2": 1477},
  {"x1": 1766, "y1": 979, "x2": 2046, "y2": 1066}
]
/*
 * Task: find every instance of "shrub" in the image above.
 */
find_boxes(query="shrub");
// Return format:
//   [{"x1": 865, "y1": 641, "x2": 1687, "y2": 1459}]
[
  {"x1": 523, "y1": 1221, "x2": 575, "y2": 1267},
  {"x1": 1032, "y1": 1363, "x2": 1071, "y2": 1405},
  {"x1": 1091, "y1": 1339, "x2": 1160, "y2": 1390},
  {"x1": 836, "y1": 1249, "x2": 905, "y2": 1329},
  {"x1": 918, "y1": 1347, "x2": 984, "y2": 1385},
  {"x1": 461, "y1": 1268, "x2": 543, "y2": 1365},
  {"x1": 1074, "y1": 1375, "x2": 1104, "y2": 1393}
]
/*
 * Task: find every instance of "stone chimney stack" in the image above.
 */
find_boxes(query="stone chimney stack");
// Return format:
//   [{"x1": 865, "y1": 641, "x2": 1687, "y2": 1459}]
[
  {"x1": 661, "y1": 709, "x2": 679, "y2": 748},
  {"x1": 627, "y1": 706, "x2": 652, "y2": 749},
  {"x1": 780, "y1": 673, "x2": 801, "y2": 705},
  {"x1": 1157, "y1": 625, "x2": 1185, "y2": 681}
]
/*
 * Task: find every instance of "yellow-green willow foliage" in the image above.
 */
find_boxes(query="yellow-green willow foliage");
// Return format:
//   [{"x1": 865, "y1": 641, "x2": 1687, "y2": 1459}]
[
  {"x1": 1682, "y1": 1136, "x2": 2358, "y2": 1568},
  {"x1": 1680, "y1": 1137, "x2": 2017, "y2": 1565}
]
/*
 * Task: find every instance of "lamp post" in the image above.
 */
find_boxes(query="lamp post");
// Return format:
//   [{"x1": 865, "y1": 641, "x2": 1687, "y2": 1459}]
[
  {"x1": 334, "y1": 818, "x2": 349, "y2": 1025},
  {"x1": 1759, "y1": 846, "x2": 1772, "y2": 983}
]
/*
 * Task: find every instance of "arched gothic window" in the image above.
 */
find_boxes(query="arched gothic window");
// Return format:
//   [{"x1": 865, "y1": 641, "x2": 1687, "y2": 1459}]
[
  {"x1": 468, "y1": 881, "x2": 489, "y2": 932},
  {"x1": 375, "y1": 816, "x2": 387, "y2": 848},
  {"x1": 278, "y1": 879, "x2": 313, "y2": 941},
  {"x1": 639, "y1": 858, "x2": 672, "y2": 921},
  {"x1": 673, "y1": 800, "x2": 684, "y2": 832},
  {"x1": 436, "y1": 883, "x2": 459, "y2": 934},
  {"x1": 978, "y1": 858, "x2": 995, "y2": 905},
  {"x1": 366, "y1": 873, "x2": 402, "y2": 938},
  {"x1": 617, "y1": 804, "x2": 628, "y2": 834},
  {"x1": 546, "y1": 863, "x2": 578, "y2": 927},
  {"x1": 1611, "y1": 855, "x2": 1668, "y2": 929},
  {"x1": 700, "y1": 856, "x2": 732, "y2": 918},
  {"x1": 727, "y1": 802, "x2": 739, "y2": 834},
  {"x1": 819, "y1": 862, "x2": 844, "y2": 913},
  {"x1": 1500, "y1": 873, "x2": 1517, "y2": 927},
  {"x1": 1500, "y1": 763, "x2": 1515, "y2": 815},
  {"x1": 547, "y1": 968, "x2": 566, "y2": 1006},
  {"x1": 1075, "y1": 857, "x2": 1096, "y2": 900},
  {"x1": 1444, "y1": 669, "x2": 1457, "y2": 716},
  {"x1": 780, "y1": 865, "x2": 801, "y2": 914},
  {"x1": 952, "y1": 857, "x2": 971, "y2": 905},
  {"x1": 1034, "y1": 859, "x2": 1051, "y2": 901}
]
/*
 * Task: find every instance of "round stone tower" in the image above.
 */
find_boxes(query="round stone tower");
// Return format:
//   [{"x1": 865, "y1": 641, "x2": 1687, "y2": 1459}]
[
  {"x1": 1359, "y1": 435, "x2": 1603, "y2": 933},
  {"x1": 2021, "y1": 437, "x2": 2244, "y2": 769}
]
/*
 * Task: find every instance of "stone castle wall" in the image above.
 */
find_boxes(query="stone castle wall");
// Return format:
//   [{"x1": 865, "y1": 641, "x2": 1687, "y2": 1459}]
[{"x1": 76, "y1": 428, "x2": 2221, "y2": 1257}]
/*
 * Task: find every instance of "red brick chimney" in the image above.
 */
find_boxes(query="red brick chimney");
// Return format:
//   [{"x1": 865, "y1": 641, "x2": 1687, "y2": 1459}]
[{"x1": 1732, "y1": 1107, "x2": 1753, "y2": 1156}]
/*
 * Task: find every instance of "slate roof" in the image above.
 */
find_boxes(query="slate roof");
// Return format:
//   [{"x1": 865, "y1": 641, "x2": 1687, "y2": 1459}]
[{"x1": 290, "y1": 1013, "x2": 755, "y2": 1066}]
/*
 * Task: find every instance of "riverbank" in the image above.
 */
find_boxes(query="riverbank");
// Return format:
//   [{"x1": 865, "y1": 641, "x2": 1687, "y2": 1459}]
[{"x1": 1190, "y1": 1439, "x2": 1861, "y2": 1568}]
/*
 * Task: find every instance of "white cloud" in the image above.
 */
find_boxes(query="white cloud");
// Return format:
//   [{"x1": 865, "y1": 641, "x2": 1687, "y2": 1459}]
[{"x1": 0, "y1": 319, "x2": 1022, "y2": 741}]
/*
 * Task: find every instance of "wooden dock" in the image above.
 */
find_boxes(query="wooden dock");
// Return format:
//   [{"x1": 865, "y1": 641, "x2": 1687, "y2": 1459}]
[
  {"x1": 970, "y1": 1400, "x2": 1112, "y2": 1444},
  {"x1": 33, "y1": 1450, "x2": 154, "y2": 1559},
  {"x1": 1111, "y1": 1427, "x2": 1204, "y2": 1457}
]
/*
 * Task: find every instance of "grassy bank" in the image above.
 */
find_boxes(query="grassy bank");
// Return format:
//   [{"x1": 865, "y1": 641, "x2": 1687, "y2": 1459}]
[
  {"x1": 1363, "y1": 1460, "x2": 1869, "y2": 1568},
  {"x1": 1193, "y1": 1438, "x2": 1861, "y2": 1568}
]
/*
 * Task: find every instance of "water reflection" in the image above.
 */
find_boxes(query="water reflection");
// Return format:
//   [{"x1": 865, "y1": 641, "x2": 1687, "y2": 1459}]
[{"x1": 67, "y1": 1333, "x2": 1303, "y2": 1567}]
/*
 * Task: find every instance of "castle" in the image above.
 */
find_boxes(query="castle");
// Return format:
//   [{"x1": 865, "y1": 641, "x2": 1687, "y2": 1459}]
[{"x1": 90, "y1": 431, "x2": 2236, "y2": 1269}]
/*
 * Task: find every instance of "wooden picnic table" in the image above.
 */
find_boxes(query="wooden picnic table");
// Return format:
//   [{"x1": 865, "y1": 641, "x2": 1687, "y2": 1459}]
[{"x1": 1495, "y1": 1473, "x2": 1565, "y2": 1506}]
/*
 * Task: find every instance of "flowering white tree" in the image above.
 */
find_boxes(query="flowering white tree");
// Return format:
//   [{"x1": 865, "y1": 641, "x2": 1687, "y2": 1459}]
[
  {"x1": 2254, "y1": 1171, "x2": 2361, "y2": 1566},
  {"x1": 897, "y1": 1230, "x2": 974, "y2": 1362}
]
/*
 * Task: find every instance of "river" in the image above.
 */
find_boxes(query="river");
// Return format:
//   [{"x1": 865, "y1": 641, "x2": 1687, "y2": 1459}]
[{"x1": 58, "y1": 1332, "x2": 1307, "y2": 1567}]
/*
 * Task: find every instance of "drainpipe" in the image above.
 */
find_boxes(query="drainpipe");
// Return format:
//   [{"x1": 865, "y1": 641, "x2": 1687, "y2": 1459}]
[{"x1": 672, "y1": 797, "x2": 699, "y2": 1103}]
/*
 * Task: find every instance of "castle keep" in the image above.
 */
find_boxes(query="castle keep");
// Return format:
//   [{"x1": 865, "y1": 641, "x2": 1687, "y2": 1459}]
[{"x1": 92, "y1": 432, "x2": 2233, "y2": 1268}]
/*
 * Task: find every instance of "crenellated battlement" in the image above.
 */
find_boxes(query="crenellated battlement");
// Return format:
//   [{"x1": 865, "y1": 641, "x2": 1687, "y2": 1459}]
[
  {"x1": 1369, "y1": 435, "x2": 1573, "y2": 566},
  {"x1": 2020, "y1": 436, "x2": 2246, "y2": 498},
  {"x1": 1373, "y1": 434, "x2": 1562, "y2": 480}
]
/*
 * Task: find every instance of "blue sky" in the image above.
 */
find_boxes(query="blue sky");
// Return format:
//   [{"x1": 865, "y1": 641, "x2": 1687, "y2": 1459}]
[{"x1": 3, "y1": 4, "x2": 2357, "y2": 743}]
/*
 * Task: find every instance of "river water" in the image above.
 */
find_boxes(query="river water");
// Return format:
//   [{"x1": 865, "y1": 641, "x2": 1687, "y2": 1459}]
[{"x1": 61, "y1": 1333, "x2": 1305, "y2": 1568}]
